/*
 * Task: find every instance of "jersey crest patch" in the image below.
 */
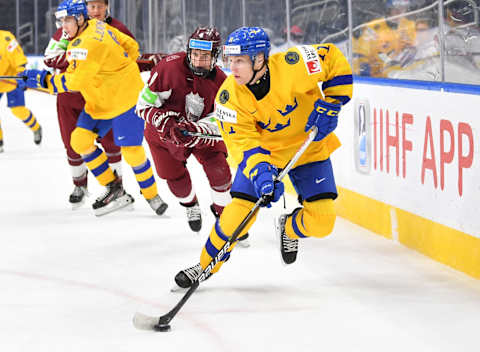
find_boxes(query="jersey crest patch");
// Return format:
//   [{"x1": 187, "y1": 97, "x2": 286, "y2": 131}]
[
  {"x1": 219, "y1": 89, "x2": 229, "y2": 104},
  {"x1": 72, "y1": 39, "x2": 81, "y2": 47},
  {"x1": 5, "y1": 36, "x2": 11, "y2": 41},
  {"x1": 67, "y1": 48, "x2": 88, "y2": 61},
  {"x1": 297, "y1": 45, "x2": 322, "y2": 75},
  {"x1": 285, "y1": 51, "x2": 299, "y2": 65},
  {"x1": 215, "y1": 103, "x2": 237, "y2": 124},
  {"x1": 185, "y1": 92, "x2": 205, "y2": 121}
]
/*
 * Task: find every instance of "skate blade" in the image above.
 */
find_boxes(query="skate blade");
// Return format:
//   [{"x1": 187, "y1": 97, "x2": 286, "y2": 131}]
[
  {"x1": 71, "y1": 199, "x2": 85, "y2": 210},
  {"x1": 94, "y1": 194, "x2": 134, "y2": 217},
  {"x1": 237, "y1": 239, "x2": 250, "y2": 248},
  {"x1": 170, "y1": 284, "x2": 202, "y2": 293},
  {"x1": 170, "y1": 284, "x2": 186, "y2": 293}
]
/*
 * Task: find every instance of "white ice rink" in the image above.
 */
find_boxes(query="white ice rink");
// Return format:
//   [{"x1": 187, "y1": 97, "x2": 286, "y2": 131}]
[{"x1": 1, "y1": 91, "x2": 479, "y2": 352}]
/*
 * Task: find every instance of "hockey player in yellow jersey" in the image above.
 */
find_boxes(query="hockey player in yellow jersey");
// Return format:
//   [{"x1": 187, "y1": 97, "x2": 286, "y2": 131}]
[
  {"x1": 174, "y1": 26, "x2": 353, "y2": 288},
  {"x1": 353, "y1": 0, "x2": 416, "y2": 77},
  {"x1": 23, "y1": 0, "x2": 167, "y2": 216},
  {"x1": 0, "y1": 30, "x2": 42, "y2": 151}
]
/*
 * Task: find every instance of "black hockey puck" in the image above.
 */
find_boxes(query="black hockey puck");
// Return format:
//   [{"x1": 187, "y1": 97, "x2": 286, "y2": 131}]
[{"x1": 153, "y1": 323, "x2": 171, "y2": 332}]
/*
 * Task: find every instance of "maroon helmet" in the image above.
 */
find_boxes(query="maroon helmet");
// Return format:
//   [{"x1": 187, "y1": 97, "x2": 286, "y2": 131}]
[{"x1": 186, "y1": 26, "x2": 222, "y2": 77}]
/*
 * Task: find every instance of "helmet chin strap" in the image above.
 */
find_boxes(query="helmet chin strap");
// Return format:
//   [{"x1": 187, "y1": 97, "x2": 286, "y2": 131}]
[
  {"x1": 247, "y1": 55, "x2": 266, "y2": 85},
  {"x1": 72, "y1": 16, "x2": 88, "y2": 39}
]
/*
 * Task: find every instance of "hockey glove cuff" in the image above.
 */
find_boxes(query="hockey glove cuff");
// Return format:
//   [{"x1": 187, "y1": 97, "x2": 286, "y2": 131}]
[
  {"x1": 305, "y1": 99, "x2": 341, "y2": 141},
  {"x1": 249, "y1": 162, "x2": 285, "y2": 208},
  {"x1": 22, "y1": 69, "x2": 49, "y2": 89}
]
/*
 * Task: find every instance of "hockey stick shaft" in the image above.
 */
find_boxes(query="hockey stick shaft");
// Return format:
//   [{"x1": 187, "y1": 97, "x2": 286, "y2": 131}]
[
  {"x1": 0, "y1": 75, "x2": 25, "y2": 80},
  {"x1": 181, "y1": 130, "x2": 222, "y2": 140},
  {"x1": 0, "y1": 78, "x2": 50, "y2": 94},
  {"x1": 156, "y1": 126, "x2": 318, "y2": 327}
]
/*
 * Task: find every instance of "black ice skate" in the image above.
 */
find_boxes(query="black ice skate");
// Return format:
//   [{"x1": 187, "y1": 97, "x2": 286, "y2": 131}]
[
  {"x1": 275, "y1": 214, "x2": 298, "y2": 265},
  {"x1": 147, "y1": 194, "x2": 168, "y2": 215},
  {"x1": 69, "y1": 185, "x2": 88, "y2": 209},
  {"x1": 185, "y1": 201, "x2": 202, "y2": 232},
  {"x1": 172, "y1": 263, "x2": 204, "y2": 291},
  {"x1": 33, "y1": 126, "x2": 42, "y2": 145},
  {"x1": 0, "y1": 139, "x2": 3, "y2": 153},
  {"x1": 92, "y1": 176, "x2": 134, "y2": 216},
  {"x1": 210, "y1": 204, "x2": 250, "y2": 248}
]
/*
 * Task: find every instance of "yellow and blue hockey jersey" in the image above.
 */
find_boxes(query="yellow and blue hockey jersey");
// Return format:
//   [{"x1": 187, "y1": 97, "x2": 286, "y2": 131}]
[
  {"x1": 215, "y1": 43, "x2": 353, "y2": 178},
  {"x1": 0, "y1": 30, "x2": 27, "y2": 93},
  {"x1": 46, "y1": 19, "x2": 142, "y2": 119}
]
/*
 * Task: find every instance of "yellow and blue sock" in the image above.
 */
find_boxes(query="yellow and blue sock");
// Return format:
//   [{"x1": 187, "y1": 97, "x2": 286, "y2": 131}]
[
  {"x1": 11, "y1": 107, "x2": 40, "y2": 132},
  {"x1": 83, "y1": 147, "x2": 115, "y2": 186},
  {"x1": 200, "y1": 198, "x2": 256, "y2": 273},
  {"x1": 121, "y1": 146, "x2": 158, "y2": 200}
]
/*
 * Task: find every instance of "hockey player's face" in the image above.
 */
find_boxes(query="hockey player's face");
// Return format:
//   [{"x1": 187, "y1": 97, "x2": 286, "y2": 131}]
[
  {"x1": 228, "y1": 55, "x2": 254, "y2": 85},
  {"x1": 60, "y1": 16, "x2": 82, "y2": 38},
  {"x1": 87, "y1": 1, "x2": 108, "y2": 21},
  {"x1": 190, "y1": 49, "x2": 213, "y2": 70}
]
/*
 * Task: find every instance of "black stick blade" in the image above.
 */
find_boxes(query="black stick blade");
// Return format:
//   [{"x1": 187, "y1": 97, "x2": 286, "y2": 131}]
[{"x1": 153, "y1": 323, "x2": 171, "y2": 332}]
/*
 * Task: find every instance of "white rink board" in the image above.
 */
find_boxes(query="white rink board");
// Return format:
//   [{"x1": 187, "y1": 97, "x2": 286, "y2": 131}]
[{"x1": 333, "y1": 83, "x2": 479, "y2": 237}]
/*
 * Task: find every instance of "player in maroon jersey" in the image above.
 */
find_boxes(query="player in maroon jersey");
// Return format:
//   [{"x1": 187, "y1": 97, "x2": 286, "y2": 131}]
[
  {"x1": 44, "y1": 0, "x2": 133, "y2": 209},
  {"x1": 136, "y1": 27, "x2": 248, "y2": 241}
]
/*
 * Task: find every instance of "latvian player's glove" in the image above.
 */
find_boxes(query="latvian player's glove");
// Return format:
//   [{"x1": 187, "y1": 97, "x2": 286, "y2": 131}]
[
  {"x1": 170, "y1": 121, "x2": 218, "y2": 148},
  {"x1": 155, "y1": 116, "x2": 177, "y2": 142},
  {"x1": 44, "y1": 52, "x2": 68, "y2": 70}
]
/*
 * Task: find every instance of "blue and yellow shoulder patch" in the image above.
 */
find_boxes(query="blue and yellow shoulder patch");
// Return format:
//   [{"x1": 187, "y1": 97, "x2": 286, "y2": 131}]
[
  {"x1": 219, "y1": 89, "x2": 229, "y2": 104},
  {"x1": 285, "y1": 51, "x2": 299, "y2": 65}
]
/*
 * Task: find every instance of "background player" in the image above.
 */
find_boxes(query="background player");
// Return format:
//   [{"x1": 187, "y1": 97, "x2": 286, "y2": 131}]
[
  {"x1": 44, "y1": 0, "x2": 134, "y2": 208},
  {"x1": 23, "y1": 0, "x2": 167, "y2": 217},
  {"x1": 136, "y1": 27, "x2": 239, "y2": 234},
  {"x1": 0, "y1": 30, "x2": 42, "y2": 151}
]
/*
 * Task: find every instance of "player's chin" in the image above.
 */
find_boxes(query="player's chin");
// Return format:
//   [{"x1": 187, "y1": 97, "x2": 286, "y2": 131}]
[{"x1": 233, "y1": 76, "x2": 246, "y2": 85}]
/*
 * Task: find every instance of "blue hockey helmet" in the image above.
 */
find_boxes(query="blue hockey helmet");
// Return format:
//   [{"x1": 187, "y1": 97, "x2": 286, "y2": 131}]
[
  {"x1": 386, "y1": 0, "x2": 410, "y2": 9},
  {"x1": 56, "y1": 0, "x2": 88, "y2": 22},
  {"x1": 223, "y1": 27, "x2": 271, "y2": 64}
]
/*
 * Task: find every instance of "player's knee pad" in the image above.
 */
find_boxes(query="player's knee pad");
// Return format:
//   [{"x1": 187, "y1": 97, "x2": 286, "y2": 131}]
[
  {"x1": 10, "y1": 106, "x2": 30, "y2": 120},
  {"x1": 288, "y1": 199, "x2": 336, "y2": 239},
  {"x1": 120, "y1": 145, "x2": 146, "y2": 167},
  {"x1": 200, "y1": 198, "x2": 256, "y2": 274},
  {"x1": 70, "y1": 127, "x2": 97, "y2": 155},
  {"x1": 219, "y1": 198, "x2": 257, "y2": 238}
]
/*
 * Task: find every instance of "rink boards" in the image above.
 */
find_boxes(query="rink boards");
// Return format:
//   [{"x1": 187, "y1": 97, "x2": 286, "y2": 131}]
[
  {"x1": 328, "y1": 77, "x2": 480, "y2": 279},
  {"x1": 28, "y1": 56, "x2": 479, "y2": 278}
]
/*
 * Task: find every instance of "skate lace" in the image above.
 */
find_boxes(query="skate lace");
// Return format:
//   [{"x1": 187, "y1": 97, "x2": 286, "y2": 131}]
[
  {"x1": 183, "y1": 263, "x2": 203, "y2": 281},
  {"x1": 95, "y1": 184, "x2": 114, "y2": 202},
  {"x1": 186, "y1": 205, "x2": 201, "y2": 221},
  {"x1": 282, "y1": 233, "x2": 298, "y2": 253}
]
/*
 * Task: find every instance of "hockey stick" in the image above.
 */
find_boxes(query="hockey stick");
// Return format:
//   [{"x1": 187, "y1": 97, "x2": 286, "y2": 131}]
[
  {"x1": 0, "y1": 78, "x2": 50, "y2": 94},
  {"x1": 0, "y1": 75, "x2": 25, "y2": 80},
  {"x1": 133, "y1": 126, "x2": 318, "y2": 332},
  {"x1": 181, "y1": 130, "x2": 222, "y2": 141}
]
